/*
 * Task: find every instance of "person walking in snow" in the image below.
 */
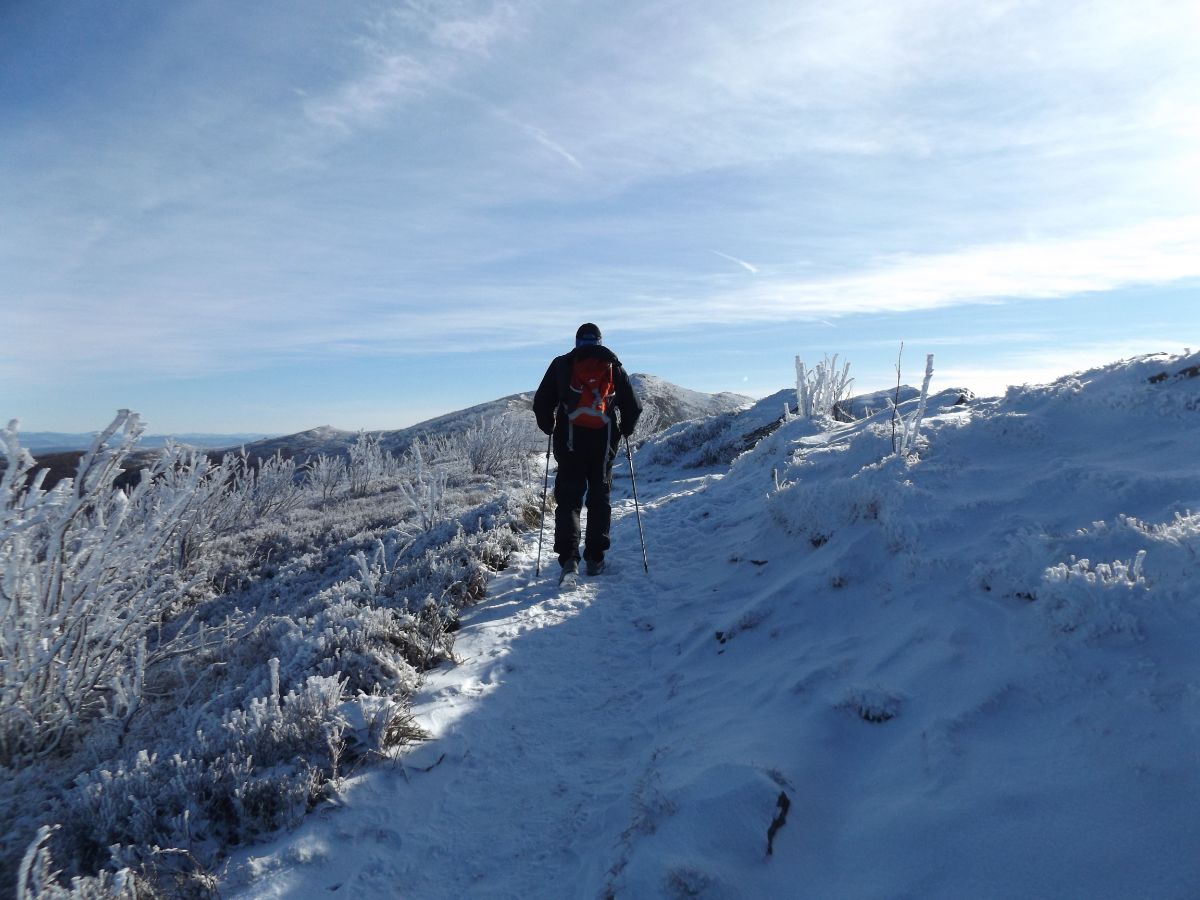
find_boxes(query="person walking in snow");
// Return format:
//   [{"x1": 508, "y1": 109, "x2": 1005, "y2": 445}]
[{"x1": 534, "y1": 323, "x2": 642, "y2": 582}]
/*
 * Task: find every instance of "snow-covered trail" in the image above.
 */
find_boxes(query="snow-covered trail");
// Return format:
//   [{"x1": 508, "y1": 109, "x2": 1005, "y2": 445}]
[{"x1": 226, "y1": 470, "x2": 717, "y2": 899}]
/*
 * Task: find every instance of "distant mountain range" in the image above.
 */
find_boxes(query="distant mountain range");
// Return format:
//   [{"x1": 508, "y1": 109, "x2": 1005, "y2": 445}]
[
  {"x1": 232, "y1": 374, "x2": 754, "y2": 463},
  {"x1": 16, "y1": 431, "x2": 278, "y2": 455},
  {"x1": 15, "y1": 376, "x2": 754, "y2": 486}
]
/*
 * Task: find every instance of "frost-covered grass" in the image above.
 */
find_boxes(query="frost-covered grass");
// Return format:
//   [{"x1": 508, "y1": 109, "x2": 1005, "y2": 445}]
[{"x1": 1, "y1": 411, "x2": 541, "y2": 896}]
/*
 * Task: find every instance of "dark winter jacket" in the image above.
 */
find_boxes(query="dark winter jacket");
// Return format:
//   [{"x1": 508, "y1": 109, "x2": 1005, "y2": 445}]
[{"x1": 533, "y1": 345, "x2": 642, "y2": 455}]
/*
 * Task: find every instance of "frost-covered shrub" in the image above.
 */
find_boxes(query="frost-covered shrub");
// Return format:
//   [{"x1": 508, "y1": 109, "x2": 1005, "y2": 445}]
[
  {"x1": 393, "y1": 446, "x2": 451, "y2": 532},
  {"x1": 645, "y1": 413, "x2": 742, "y2": 468},
  {"x1": 17, "y1": 827, "x2": 144, "y2": 900},
  {"x1": 768, "y1": 425, "x2": 917, "y2": 553},
  {"x1": 238, "y1": 450, "x2": 305, "y2": 519},
  {"x1": 383, "y1": 510, "x2": 521, "y2": 610},
  {"x1": 454, "y1": 414, "x2": 536, "y2": 479},
  {"x1": 839, "y1": 685, "x2": 904, "y2": 723},
  {"x1": 220, "y1": 673, "x2": 348, "y2": 774},
  {"x1": 977, "y1": 510, "x2": 1199, "y2": 643},
  {"x1": 397, "y1": 444, "x2": 449, "y2": 531},
  {"x1": 305, "y1": 452, "x2": 347, "y2": 506},
  {"x1": 1118, "y1": 509, "x2": 1200, "y2": 545},
  {"x1": 307, "y1": 599, "x2": 426, "y2": 693},
  {"x1": 0, "y1": 413, "x2": 222, "y2": 765},
  {"x1": 348, "y1": 430, "x2": 393, "y2": 497},
  {"x1": 1038, "y1": 551, "x2": 1148, "y2": 639},
  {"x1": 795, "y1": 353, "x2": 853, "y2": 419},
  {"x1": 640, "y1": 390, "x2": 804, "y2": 471}
]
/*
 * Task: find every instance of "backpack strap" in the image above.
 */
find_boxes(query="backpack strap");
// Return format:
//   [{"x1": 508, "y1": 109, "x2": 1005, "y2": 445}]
[
  {"x1": 554, "y1": 354, "x2": 573, "y2": 407},
  {"x1": 551, "y1": 355, "x2": 573, "y2": 449}
]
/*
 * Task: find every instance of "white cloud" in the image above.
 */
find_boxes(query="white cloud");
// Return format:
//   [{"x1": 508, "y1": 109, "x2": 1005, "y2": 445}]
[{"x1": 677, "y1": 217, "x2": 1200, "y2": 325}]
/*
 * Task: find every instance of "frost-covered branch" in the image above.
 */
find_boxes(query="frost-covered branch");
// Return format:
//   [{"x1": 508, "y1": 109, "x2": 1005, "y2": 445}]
[{"x1": 897, "y1": 354, "x2": 935, "y2": 457}]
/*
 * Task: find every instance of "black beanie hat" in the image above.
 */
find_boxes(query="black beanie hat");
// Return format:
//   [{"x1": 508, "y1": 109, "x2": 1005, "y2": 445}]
[{"x1": 576, "y1": 323, "x2": 602, "y2": 347}]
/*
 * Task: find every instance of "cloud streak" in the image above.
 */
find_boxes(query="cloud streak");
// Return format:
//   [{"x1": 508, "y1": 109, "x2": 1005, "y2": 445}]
[{"x1": 709, "y1": 251, "x2": 758, "y2": 275}]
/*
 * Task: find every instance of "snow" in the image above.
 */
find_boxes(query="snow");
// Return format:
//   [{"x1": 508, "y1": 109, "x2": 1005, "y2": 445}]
[{"x1": 223, "y1": 351, "x2": 1200, "y2": 899}]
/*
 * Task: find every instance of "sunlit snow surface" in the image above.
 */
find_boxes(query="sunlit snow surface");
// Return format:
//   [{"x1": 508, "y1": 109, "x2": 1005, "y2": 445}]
[{"x1": 224, "y1": 352, "x2": 1200, "y2": 899}]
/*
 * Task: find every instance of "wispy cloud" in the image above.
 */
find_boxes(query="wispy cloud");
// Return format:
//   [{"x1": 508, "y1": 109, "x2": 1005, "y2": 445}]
[
  {"x1": 297, "y1": 2, "x2": 586, "y2": 172},
  {"x1": 709, "y1": 251, "x2": 758, "y2": 275},
  {"x1": 303, "y1": 53, "x2": 432, "y2": 131},
  {"x1": 302, "y1": 0, "x2": 522, "y2": 134},
  {"x1": 427, "y1": 1, "x2": 519, "y2": 53}
]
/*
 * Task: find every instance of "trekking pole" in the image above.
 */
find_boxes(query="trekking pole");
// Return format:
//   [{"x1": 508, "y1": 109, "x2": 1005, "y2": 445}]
[
  {"x1": 624, "y1": 436, "x2": 649, "y2": 574},
  {"x1": 535, "y1": 432, "x2": 552, "y2": 577}
]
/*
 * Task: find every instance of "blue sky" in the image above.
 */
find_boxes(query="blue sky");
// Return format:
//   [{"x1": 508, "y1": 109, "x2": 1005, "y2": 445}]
[{"x1": 3, "y1": 0, "x2": 1198, "y2": 434}]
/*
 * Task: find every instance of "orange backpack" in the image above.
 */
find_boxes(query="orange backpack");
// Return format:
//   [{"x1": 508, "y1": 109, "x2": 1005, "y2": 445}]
[{"x1": 566, "y1": 357, "x2": 616, "y2": 429}]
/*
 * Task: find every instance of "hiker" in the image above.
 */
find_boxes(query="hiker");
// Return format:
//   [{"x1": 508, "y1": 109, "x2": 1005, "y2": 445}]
[{"x1": 534, "y1": 323, "x2": 642, "y2": 581}]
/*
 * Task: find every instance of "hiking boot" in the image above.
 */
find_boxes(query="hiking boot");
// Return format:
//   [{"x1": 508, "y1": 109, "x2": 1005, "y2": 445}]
[
  {"x1": 585, "y1": 558, "x2": 606, "y2": 576},
  {"x1": 559, "y1": 558, "x2": 579, "y2": 584}
]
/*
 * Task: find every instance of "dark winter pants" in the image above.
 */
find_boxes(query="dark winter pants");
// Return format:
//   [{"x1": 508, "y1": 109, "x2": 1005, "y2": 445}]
[{"x1": 553, "y1": 427, "x2": 615, "y2": 565}]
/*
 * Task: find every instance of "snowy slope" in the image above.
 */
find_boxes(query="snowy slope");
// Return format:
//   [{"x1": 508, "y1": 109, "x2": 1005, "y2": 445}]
[{"x1": 222, "y1": 351, "x2": 1200, "y2": 899}]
